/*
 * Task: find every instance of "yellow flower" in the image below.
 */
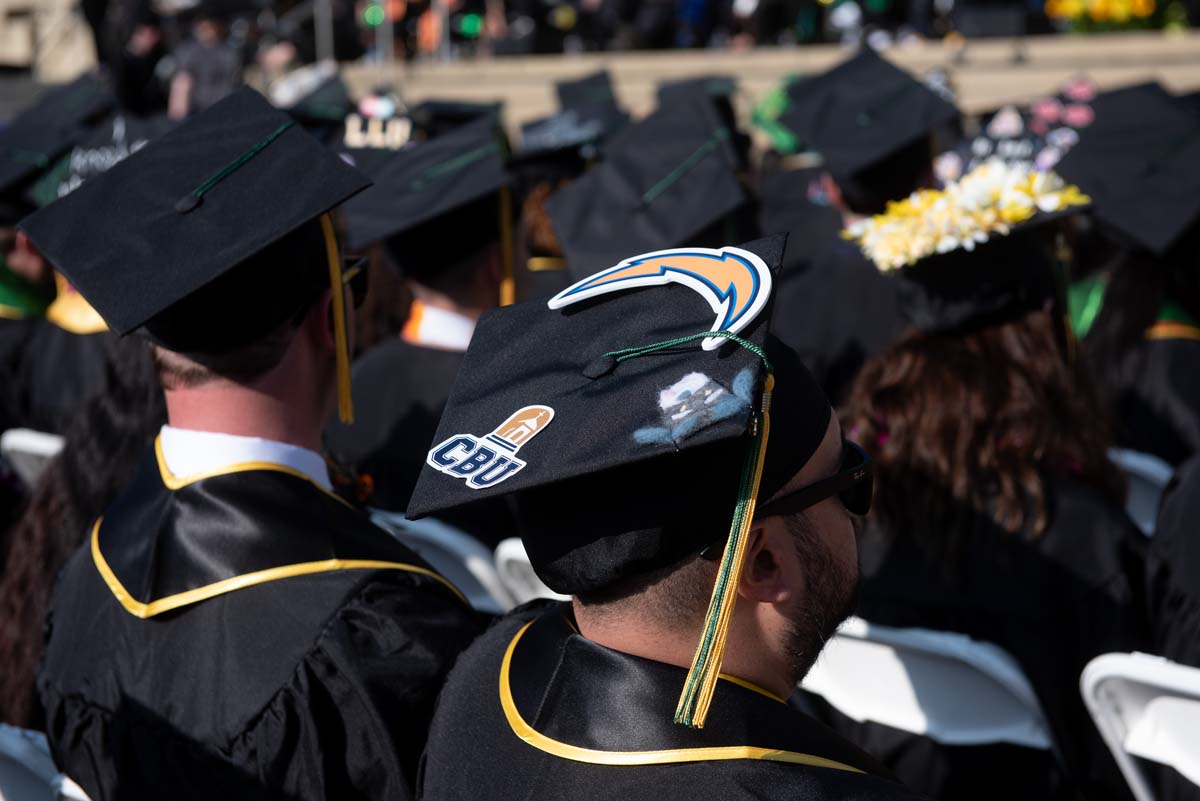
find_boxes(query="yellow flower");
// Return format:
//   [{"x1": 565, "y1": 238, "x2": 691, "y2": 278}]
[
  {"x1": 1130, "y1": 0, "x2": 1154, "y2": 16},
  {"x1": 1089, "y1": 0, "x2": 1112, "y2": 20}
]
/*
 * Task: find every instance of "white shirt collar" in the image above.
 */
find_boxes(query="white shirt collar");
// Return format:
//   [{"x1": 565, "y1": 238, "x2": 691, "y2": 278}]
[
  {"x1": 402, "y1": 301, "x2": 476, "y2": 352},
  {"x1": 158, "y1": 425, "x2": 333, "y2": 491}
]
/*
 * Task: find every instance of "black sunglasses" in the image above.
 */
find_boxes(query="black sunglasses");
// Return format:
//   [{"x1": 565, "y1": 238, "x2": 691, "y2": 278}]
[{"x1": 701, "y1": 440, "x2": 874, "y2": 560}]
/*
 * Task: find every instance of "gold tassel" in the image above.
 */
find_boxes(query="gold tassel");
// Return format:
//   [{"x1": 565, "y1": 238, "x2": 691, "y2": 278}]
[
  {"x1": 674, "y1": 373, "x2": 774, "y2": 728},
  {"x1": 499, "y1": 185, "x2": 515, "y2": 306},
  {"x1": 319, "y1": 213, "x2": 354, "y2": 424}
]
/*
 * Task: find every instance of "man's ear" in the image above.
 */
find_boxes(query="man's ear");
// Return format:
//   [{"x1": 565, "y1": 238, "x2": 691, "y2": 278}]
[
  {"x1": 737, "y1": 519, "x2": 797, "y2": 605},
  {"x1": 307, "y1": 288, "x2": 336, "y2": 352}
]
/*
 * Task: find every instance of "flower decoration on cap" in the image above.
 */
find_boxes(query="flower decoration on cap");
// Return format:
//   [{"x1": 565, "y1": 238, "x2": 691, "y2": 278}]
[{"x1": 843, "y1": 159, "x2": 1090, "y2": 271}]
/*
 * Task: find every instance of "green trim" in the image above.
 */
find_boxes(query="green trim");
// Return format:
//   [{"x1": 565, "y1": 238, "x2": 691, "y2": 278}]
[
  {"x1": 1068, "y1": 276, "x2": 1107, "y2": 338},
  {"x1": 408, "y1": 143, "x2": 502, "y2": 192},
  {"x1": 0, "y1": 266, "x2": 49, "y2": 318},
  {"x1": 641, "y1": 128, "x2": 732, "y2": 206},
  {"x1": 1157, "y1": 299, "x2": 1198, "y2": 327},
  {"x1": 181, "y1": 120, "x2": 296, "y2": 208},
  {"x1": 605, "y1": 330, "x2": 771, "y2": 371}
]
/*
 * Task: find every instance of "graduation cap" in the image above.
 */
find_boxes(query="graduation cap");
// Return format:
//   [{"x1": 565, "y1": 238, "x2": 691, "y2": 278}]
[
  {"x1": 843, "y1": 159, "x2": 1091, "y2": 332},
  {"x1": 0, "y1": 75, "x2": 113, "y2": 198},
  {"x1": 518, "y1": 109, "x2": 605, "y2": 158},
  {"x1": 656, "y1": 75, "x2": 738, "y2": 106},
  {"x1": 779, "y1": 49, "x2": 959, "y2": 182},
  {"x1": 554, "y1": 71, "x2": 630, "y2": 144},
  {"x1": 546, "y1": 95, "x2": 749, "y2": 279},
  {"x1": 284, "y1": 73, "x2": 355, "y2": 139},
  {"x1": 1055, "y1": 83, "x2": 1200, "y2": 257},
  {"x1": 406, "y1": 99, "x2": 502, "y2": 141},
  {"x1": 408, "y1": 233, "x2": 841, "y2": 728},
  {"x1": 340, "y1": 117, "x2": 516, "y2": 301},
  {"x1": 20, "y1": 87, "x2": 370, "y2": 422}
]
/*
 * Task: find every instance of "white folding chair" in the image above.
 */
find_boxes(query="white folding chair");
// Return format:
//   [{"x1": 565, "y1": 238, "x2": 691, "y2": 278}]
[
  {"x1": 369, "y1": 511, "x2": 515, "y2": 614},
  {"x1": 0, "y1": 723, "x2": 88, "y2": 801},
  {"x1": 0, "y1": 429, "x2": 64, "y2": 490},
  {"x1": 1109, "y1": 448, "x2": 1174, "y2": 537},
  {"x1": 493, "y1": 538, "x2": 569, "y2": 606},
  {"x1": 1081, "y1": 652, "x2": 1200, "y2": 801},
  {"x1": 802, "y1": 616, "x2": 1052, "y2": 750}
]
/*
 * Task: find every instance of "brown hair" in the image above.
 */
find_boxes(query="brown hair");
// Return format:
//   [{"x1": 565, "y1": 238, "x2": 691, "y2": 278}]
[
  {"x1": 842, "y1": 308, "x2": 1124, "y2": 566},
  {"x1": 153, "y1": 313, "x2": 304, "y2": 390},
  {"x1": 521, "y1": 182, "x2": 566, "y2": 258}
]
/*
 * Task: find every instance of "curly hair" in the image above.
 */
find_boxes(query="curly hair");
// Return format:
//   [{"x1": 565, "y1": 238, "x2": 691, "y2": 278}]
[
  {"x1": 842, "y1": 308, "x2": 1125, "y2": 572},
  {"x1": 0, "y1": 335, "x2": 165, "y2": 728}
]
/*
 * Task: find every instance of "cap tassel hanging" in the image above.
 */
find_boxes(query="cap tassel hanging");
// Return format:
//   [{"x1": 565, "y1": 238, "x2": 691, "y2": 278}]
[
  {"x1": 319, "y1": 213, "x2": 354, "y2": 424},
  {"x1": 499, "y1": 185, "x2": 515, "y2": 306},
  {"x1": 675, "y1": 372, "x2": 774, "y2": 729}
]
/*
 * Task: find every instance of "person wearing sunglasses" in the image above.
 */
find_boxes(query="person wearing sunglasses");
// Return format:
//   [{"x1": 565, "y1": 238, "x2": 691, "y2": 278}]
[
  {"x1": 22, "y1": 90, "x2": 483, "y2": 801},
  {"x1": 409, "y1": 234, "x2": 926, "y2": 801},
  {"x1": 838, "y1": 162, "x2": 1149, "y2": 801}
]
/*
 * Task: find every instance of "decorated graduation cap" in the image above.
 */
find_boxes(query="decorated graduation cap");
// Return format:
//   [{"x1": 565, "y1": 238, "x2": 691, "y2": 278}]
[
  {"x1": 283, "y1": 73, "x2": 355, "y2": 142},
  {"x1": 843, "y1": 159, "x2": 1090, "y2": 332},
  {"x1": 0, "y1": 74, "x2": 113, "y2": 197},
  {"x1": 408, "y1": 233, "x2": 838, "y2": 728},
  {"x1": 1055, "y1": 83, "x2": 1200, "y2": 257},
  {"x1": 779, "y1": 49, "x2": 958, "y2": 182},
  {"x1": 546, "y1": 95, "x2": 749, "y2": 279},
  {"x1": 407, "y1": 99, "x2": 502, "y2": 141},
  {"x1": 19, "y1": 87, "x2": 370, "y2": 421},
  {"x1": 339, "y1": 116, "x2": 515, "y2": 302},
  {"x1": 554, "y1": 70, "x2": 629, "y2": 142}
]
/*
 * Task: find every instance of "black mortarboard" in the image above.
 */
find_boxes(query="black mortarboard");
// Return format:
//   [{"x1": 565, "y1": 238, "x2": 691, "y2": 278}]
[
  {"x1": 340, "y1": 116, "x2": 511, "y2": 256},
  {"x1": 0, "y1": 75, "x2": 113, "y2": 196},
  {"x1": 779, "y1": 49, "x2": 959, "y2": 180},
  {"x1": 656, "y1": 75, "x2": 737, "y2": 106},
  {"x1": 1055, "y1": 83, "x2": 1200, "y2": 257},
  {"x1": 843, "y1": 160, "x2": 1090, "y2": 333},
  {"x1": 20, "y1": 87, "x2": 370, "y2": 420},
  {"x1": 554, "y1": 71, "x2": 629, "y2": 144},
  {"x1": 518, "y1": 109, "x2": 606, "y2": 158},
  {"x1": 406, "y1": 99, "x2": 502, "y2": 141},
  {"x1": 546, "y1": 95, "x2": 748, "y2": 279},
  {"x1": 407, "y1": 233, "x2": 831, "y2": 726},
  {"x1": 284, "y1": 73, "x2": 355, "y2": 140}
]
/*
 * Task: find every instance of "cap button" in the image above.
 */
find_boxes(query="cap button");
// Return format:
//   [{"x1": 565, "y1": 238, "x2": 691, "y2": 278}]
[
  {"x1": 582, "y1": 354, "x2": 618, "y2": 380},
  {"x1": 174, "y1": 194, "x2": 202, "y2": 214}
]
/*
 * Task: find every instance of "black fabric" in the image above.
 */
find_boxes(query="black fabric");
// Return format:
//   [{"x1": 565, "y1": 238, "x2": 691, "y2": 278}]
[
  {"x1": 0, "y1": 75, "x2": 113, "y2": 195},
  {"x1": 39, "y1": 450, "x2": 482, "y2": 801},
  {"x1": 7, "y1": 321, "x2": 111, "y2": 434},
  {"x1": 19, "y1": 87, "x2": 370, "y2": 339},
  {"x1": 778, "y1": 49, "x2": 959, "y2": 179},
  {"x1": 546, "y1": 95, "x2": 747, "y2": 280},
  {"x1": 799, "y1": 695, "x2": 1069, "y2": 801},
  {"x1": 323, "y1": 339, "x2": 517, "y2": 546},
  {"x1": 341, "y1": 117, "x2": 510, "y2": 252},
  {"x1": 421, "y1": 603, "x2": 928, "y2": 801},
  {"x1": 855, "y1": 478, "x2": 1150, "y2": 801},
  {"x1": 1148, "y1": 456, "x2": 1200, "y2": 668},
  {"x1": 407, "y1": 100, "x2": 502, "y2": 142},
  {"x1": 760, "y1": 172, "x2": 905, "y2": 404},
  {"x1": 406, "y1": 235, "x2": 832, "y2": 595},
  {"x1": 1056, "y1": 83, "x2": 1200, "y2": 256},
  {"x1": 1096, "y1": 335, "x2": 1200, "y2": 466}
]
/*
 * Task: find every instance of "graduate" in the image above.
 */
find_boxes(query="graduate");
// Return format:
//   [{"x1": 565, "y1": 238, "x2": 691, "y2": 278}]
[
  {"x1": 1057, "y1": 83, "x2": 1200, "y2": 467},
  {"x1": 324, "y1": 118, "x2": 517, "y2": 542},
  {"x1": 839, "y1": 160, "x2": 1148, "y2": 801},
  {"x1": 410, "y1": 233, "x2": 928, "y2": 801},
  {"x1": 766, "y1": 49, "x2": 960, "y2": 404},
  {"x1": 24, "y1": 88, "x2": 481, "y2": 801}
]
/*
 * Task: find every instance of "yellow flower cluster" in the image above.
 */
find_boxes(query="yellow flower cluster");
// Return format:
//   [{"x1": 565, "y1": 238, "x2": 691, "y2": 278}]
[
  {"x1": 1045, "y1": 0, "x2": 1154, "y2": 21},
  {"x1": 843, "y1": 159, "x2": 1090, "y2": 271}
]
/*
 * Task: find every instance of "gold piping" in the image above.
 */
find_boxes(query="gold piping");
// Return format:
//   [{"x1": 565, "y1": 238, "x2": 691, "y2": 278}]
[
  {"x1": 320, "y1": 213, "x2": 354, "y2": 424},
  {"x1": 1146, "y1": 321, "x2": 1200, "y2": 342},
  {"x1": 498, "y1": 621, "x2": 862, "y2": 772},
  {"x1": 527, "y1": 257, "x2": 567, "y2": 273},
  {"x1": 499, "y1": 186, "x2": 515, "y2": 306},
  {"x1": 45, "y1": 274, "x2": 106, "y2": 334},
  {"x1": 0, "y1": 303, "x2": 26, "y2": 320},
  {"x1": 91, "y1": 519, "x2": 468, "y2": 617}
]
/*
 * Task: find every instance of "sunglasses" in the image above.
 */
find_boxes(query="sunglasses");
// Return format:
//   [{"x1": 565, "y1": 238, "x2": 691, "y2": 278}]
[{"x1": 700, "y1": 440, "x2": 874, "y2": 560}]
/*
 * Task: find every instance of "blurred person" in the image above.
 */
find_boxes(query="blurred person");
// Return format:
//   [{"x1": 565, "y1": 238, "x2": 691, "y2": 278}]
[
  {"x1": 766, "y1": 50, "x2": 959, "y2": 404},
  {"x1": 1058, "y1": 84, "x2": 1200, "y2": 467},
  {"x1": 105, "y1": 0, "x2": 171, "y2": 115},
  {"x1": 0, "y1": 335, "x2": 165, "y2": 730},
  {"x1": 325, "y1": 119, "x2": 516, "y2": 542},
  {"x1": 840, "y1": 161, "x2": 1147, "y2": 801},
  {"x1": 168, "y1": 3, "x2": 243, "y2": 119},
  {"x1": 23, "y1": 89, "x2": 480, "y2": 801},
  {"x1": 412, "y1": 233, "x2": 927, "y2": 801}
]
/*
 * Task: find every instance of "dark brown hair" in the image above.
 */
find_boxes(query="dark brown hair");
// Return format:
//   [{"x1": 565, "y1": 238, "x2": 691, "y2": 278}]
[
  {"x1": 0, "y1": 336, "x2": 165, "y2": 727},
  {"x1": 842, "y1": 308, "x2": 1124, "y2": 566}
]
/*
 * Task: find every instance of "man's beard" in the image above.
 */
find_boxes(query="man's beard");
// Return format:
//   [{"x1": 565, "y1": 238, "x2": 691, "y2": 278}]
[{"x1": 782, "y1": 512, "x2": 860, "y2": 685}]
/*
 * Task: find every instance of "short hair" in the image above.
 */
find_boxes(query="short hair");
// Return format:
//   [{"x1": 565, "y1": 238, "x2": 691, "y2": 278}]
[{"x1": 152, "y1": 312, "x2": 305, "y2": 390}]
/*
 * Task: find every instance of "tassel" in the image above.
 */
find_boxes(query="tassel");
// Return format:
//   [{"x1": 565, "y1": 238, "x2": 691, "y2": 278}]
[
  {"x1": 319, "y1": 213, "x2": 354, "y2": 424},
  {"x1": 674, "y1": 373, "x2": 774, "y2": 728},
  {"x1": 499, "y1": 185, "x2": 515, "y2": 306}
]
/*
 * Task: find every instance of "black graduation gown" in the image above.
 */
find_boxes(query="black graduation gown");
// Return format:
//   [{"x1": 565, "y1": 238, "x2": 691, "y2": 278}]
[
  {"x1": 11, "y1": 318, "x2": 111, "y2": 434},
  {"x1": 1102, "y1": 332, "x2": 1200, "y2": 467},
  {"x1": 771, "y1": 236, "x2": 907, "y2": 406},
  {"x1": 843, "y1": 478, "x2": 1149, "y2": 801},
  {"x1": 324, "y1": 339, "x2": 514, "y2": 546},
  {"x1": 39, "y1": 444, "x2": 483, "y2": 801},
  {"x1": 1145, "y1": 457, "x2": 1200, "y2": 801},
  {"x1": 420, "y1": 602, "x2": 929, "y2": 801}
]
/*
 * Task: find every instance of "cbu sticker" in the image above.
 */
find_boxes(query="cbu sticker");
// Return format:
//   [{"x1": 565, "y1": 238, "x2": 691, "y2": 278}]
[
  {"x1": 548, "y1": 246, "x2": 773, "y2": 351},
  {"x1": 426, "y1": 405, "x2": 555, "y2": 489}
]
